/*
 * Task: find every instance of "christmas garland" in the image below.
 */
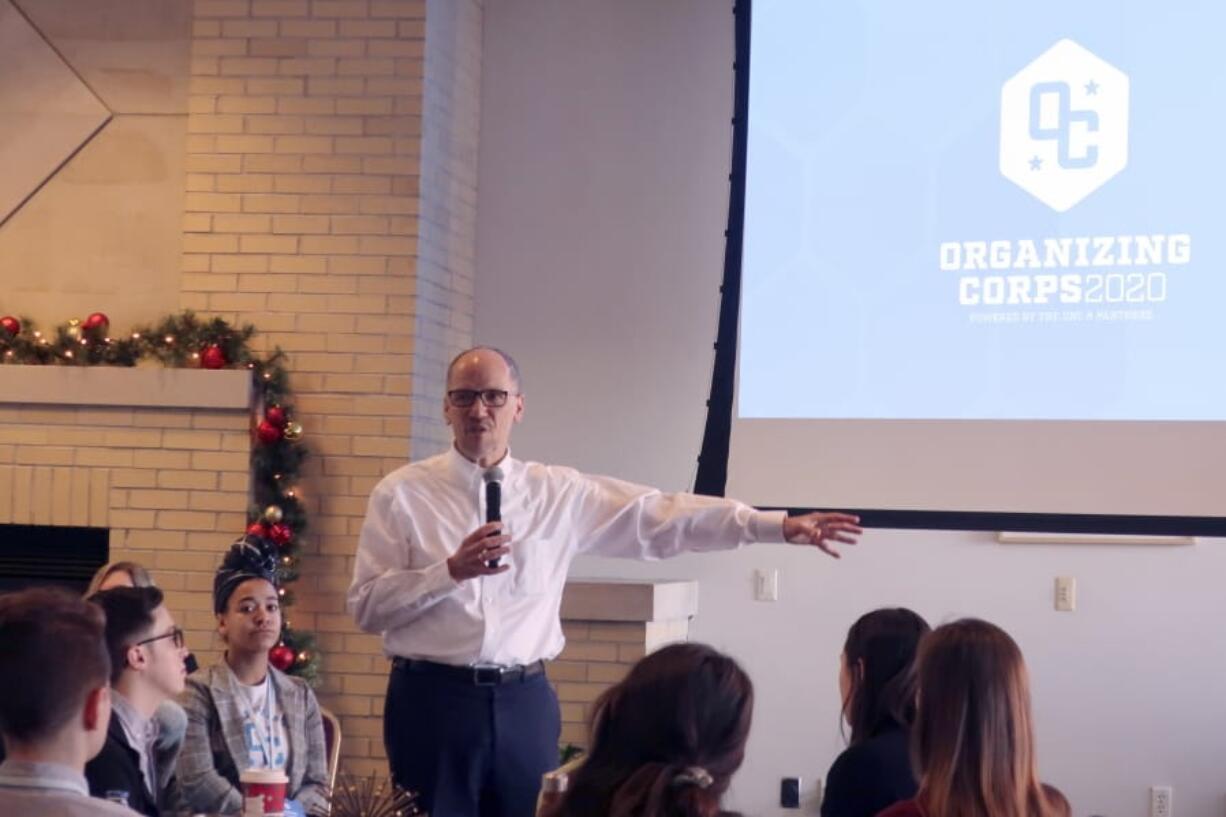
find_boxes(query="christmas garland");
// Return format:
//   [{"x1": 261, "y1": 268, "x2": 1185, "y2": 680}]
[{"x1": 0, "y1": 310, "x2": 321, "y2": 682}]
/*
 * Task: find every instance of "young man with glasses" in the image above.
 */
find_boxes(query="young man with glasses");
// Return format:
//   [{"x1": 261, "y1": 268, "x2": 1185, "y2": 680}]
[
  {"x1": 86, "y1": 586, "x2": 189, "y2": 816},
  {"x1": 349, "y1": 346, "x2": 864, "y2": 817}
]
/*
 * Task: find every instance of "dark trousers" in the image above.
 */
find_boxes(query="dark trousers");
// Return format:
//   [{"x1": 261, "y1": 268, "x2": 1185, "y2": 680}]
[{"x1": 384, "y1": 661, "x2": 561, "y2": 817}]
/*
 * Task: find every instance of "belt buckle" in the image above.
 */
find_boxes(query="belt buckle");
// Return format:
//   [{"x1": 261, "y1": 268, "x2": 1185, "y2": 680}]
[{"x1": 473, "y1": 666, "x2": 502, "y2": 686}]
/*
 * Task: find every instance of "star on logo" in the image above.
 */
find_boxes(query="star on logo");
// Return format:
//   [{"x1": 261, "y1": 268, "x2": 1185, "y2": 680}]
[
  {"x1": 1029, "y1": 156, "x2": 1043, "y2": 171},
  {"x1": 1085, "y1": 79, "x2": 1099, "y2": 95}
]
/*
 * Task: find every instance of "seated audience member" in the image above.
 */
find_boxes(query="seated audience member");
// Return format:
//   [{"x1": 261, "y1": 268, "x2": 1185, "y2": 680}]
[
  {"x1": 88, "y1": 561, "x2": 155, "y2": 596},
  {"x1": 176, "y1": 536, "x2": 328, "y2": 816},
  {"x1": 0, "y1": 587, "x2": 137, "y2": 816},
  {"x1": 822, "y1": 608, "x2": 929, "y2": 817},
  {"x1": 85, "y1": 561, "x2": 191, "y2": 774},
  {"x1": 878, "y1": 618, "x2": 1071, "y2": 817},
  {"x1": 86, "y1": 587, "x2": 189, "y2": 815},
  {"x1": 540, "y1": 642, "x2": 754, "y2": 817}
]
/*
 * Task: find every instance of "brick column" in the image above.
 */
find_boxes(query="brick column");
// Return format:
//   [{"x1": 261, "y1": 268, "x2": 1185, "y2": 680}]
[
  {"x1": 554, "y1": 579, "x2": 698, "y2": 747},
  {"x1": 184, "y1": 0, "x2": 481, "y2": 775}
]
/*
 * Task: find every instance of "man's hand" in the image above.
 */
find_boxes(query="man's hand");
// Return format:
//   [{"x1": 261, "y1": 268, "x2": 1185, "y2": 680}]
[
  {"x1": 782, "y1": 512, "x2": 863, "y2": 558},
  {"x1": 447, "y1": 522, "x2": 512, "y2": 582}
]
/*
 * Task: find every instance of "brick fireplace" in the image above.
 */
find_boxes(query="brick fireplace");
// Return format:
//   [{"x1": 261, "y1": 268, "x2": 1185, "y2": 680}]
[{"x1": 0, "y1": 365, "x2": 252, "y2": 657}]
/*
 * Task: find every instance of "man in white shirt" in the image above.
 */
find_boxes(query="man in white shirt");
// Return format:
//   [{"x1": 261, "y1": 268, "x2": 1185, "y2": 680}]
[
  {"x1": 0, "y1": 587, "x2": 138, "y2": 816},
  {"x1": 86, "y1": 586, "x2": 189, "y2": 815},
  {"x1": 348, "y1": 346, "x2": 862, "y2": 817}
]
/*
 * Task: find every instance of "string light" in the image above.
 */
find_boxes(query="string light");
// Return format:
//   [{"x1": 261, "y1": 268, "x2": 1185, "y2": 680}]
[
  {"x1": 63, "y1": 350, "x2": 74, "y2": 359},
  {"x1": 131, "y1": 332, "x2": 141, "y2": 340},
  {"x1": 164, "y1": 335, "x2": 175, "y2": 344}
]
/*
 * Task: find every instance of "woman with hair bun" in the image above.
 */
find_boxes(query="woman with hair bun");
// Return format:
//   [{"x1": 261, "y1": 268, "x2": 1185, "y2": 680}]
[
  {"x1": 541, "y1": 642, "x2": 753, "y2": 817},
  {"x1": 176, "y1": 536, "x2": 328, "y2": 816}
]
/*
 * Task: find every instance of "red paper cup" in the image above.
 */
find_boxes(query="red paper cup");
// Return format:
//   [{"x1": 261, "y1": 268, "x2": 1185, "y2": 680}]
[{"x1": 240, "y1": 768, "x2": 289, "y2": 816}]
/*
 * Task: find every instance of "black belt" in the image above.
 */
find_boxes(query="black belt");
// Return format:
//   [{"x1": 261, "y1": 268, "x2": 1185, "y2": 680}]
[{"x1": 392, "y1": 657, "x2": 546, "y2": 686}]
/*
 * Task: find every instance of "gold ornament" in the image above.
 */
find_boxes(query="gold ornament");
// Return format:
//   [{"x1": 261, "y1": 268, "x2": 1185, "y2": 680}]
[
  {"x1": 66, "y1": 319, "x2": 82, "y2": 340},
  {"x1": 263, "y1": 504, "x2": 284, "y2": 524},
  {"x1": 283, "y1": 421, "x2": 303, "y2": 440}
]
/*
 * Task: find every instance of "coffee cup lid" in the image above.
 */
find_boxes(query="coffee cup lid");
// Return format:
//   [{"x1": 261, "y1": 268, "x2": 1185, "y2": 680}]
[{"x1": 239, "y1": 767, "x2": 289, "y2": 785}]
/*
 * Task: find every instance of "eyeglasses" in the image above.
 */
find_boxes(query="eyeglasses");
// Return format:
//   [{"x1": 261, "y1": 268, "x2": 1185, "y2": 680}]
[
  {"x1": 136, "y1": 627, "x2": 185, "y2": 650},
  {"x1": 447, "y1": 389, "x2": 513, "y2": 408}
]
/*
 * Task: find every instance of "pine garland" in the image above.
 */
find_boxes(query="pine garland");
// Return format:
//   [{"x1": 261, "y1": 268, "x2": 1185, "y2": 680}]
[{"x1": 0, "y1": 310, "x2": 322, "y2": 682}]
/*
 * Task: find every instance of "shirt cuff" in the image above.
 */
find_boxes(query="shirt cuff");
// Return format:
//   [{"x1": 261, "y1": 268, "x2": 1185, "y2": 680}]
[
  {"x1": 749, "y1": 510, "x2": 789, "y2": 543},
  {"x1": 419, "y1": 558, "x2": 459, "y2": 599}
]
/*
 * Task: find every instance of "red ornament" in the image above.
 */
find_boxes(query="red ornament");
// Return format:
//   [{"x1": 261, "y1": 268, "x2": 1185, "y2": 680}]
[
  {"x1": 200, "y1": 344, "x2": 227, "y2": 369},
  {"x1": 256, "y1": 420, "x2": 283, "y2": 444},
  {"x1": 0, "y1": 316, "x2": 19, "y2": 337},
  {"x1": 246, "y1": 521, "x2": 268, "y2": 538},
  {"x1": 268, "y1": 644, "x2": 295, "y2": 671},
  {"x1": 81, "y1": 312, "x2": 109, "y2": 332},
  {"x1": 264, "y1": 405, "x2": 288, "y2": 428},
  {"x1": 268, "y1": 523, "x2": 293, "y2": 546}
]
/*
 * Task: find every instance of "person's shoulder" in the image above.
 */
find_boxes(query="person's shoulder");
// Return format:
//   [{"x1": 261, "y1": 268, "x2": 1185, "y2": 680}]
[
  {"x1": 374, "y1": 456, "x2": 444, "y2": 491},
  {"x1": 833, "y1": 729, "x2": 910, "y2": 773},
  {"x1": 1041, "y1": 783, "x2": 1072, "y2": 817},
  {"x1": 179, "y1": 666, "x2": 220, "y2": 709},
  {"x1": 86, "y1": 729, "x2": 136, "y2": 782},
  {"x1": 6, "y1": 789, "x2": 145, "y2": 817},
  {"x1": 875, "y1": 799, "x2": 923, "y2": 817},
  {"x1": 270, "y1": 665, "x2": 316, "y2": 700},
  {"x1": 520, "y1": 459, "x2": 580, "y2": 482}
]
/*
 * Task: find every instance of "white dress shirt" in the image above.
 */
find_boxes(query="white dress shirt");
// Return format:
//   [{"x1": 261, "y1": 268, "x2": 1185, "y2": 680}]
[{"x1": 348, "y1": 446, "x2": 787, "y2": 666}]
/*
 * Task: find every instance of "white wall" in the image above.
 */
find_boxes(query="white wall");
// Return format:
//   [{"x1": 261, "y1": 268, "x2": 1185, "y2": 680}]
[{"x1": 475, "y1": 2, "x2": 1226, "y2": 815}]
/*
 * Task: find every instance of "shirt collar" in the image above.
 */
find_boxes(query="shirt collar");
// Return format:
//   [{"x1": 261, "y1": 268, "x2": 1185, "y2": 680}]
[
  {"x1": 444, "y1": 444, "x2": 516, "y2": 488},
  {"x1": 110, "y1": 690, "x2": 158, "y2": 748},
  {"x1": 0, "y1": 760, "x2": 90, "y2": 796}
]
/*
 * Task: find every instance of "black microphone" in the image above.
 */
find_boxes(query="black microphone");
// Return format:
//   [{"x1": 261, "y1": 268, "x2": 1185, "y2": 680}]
[{"x1": 483, "y1": 466, "x2": 504, "y2": 568}]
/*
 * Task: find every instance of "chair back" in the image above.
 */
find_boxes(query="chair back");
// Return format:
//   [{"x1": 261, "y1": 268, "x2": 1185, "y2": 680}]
[{"x1": 320, "y1": 706, "x2": 342, "y2": 792}]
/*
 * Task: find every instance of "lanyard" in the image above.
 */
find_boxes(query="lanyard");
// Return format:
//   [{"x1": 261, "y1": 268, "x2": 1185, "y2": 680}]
[{"x1": 237, "y1": 676, "x2": 280, "y2": 768}]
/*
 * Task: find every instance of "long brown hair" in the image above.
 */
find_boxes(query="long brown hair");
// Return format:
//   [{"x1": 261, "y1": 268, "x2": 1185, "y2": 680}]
[
  {"x1": 842, "y1": 607, "x2": 929, "y2": 745},
  {"x1": 544, "y1": 642, "x2": 754, "y2": 817},
  {"x1": 912, "y1": 619, "x2": 1069, "y2": 817}
]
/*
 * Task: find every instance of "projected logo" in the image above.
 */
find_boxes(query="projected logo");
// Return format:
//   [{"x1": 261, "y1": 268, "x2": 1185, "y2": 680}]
[{"x1": 1000, "y1": 39, "x2": 1129, "y2": 212}]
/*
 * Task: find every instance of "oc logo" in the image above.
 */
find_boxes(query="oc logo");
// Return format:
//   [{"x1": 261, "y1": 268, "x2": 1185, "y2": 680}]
[{"x1": 1000, "y1": 40, "x2": 1129, "y2": 212}]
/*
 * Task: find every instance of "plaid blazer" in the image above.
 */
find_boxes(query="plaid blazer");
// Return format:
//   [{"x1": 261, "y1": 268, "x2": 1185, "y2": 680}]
[{"x1": 175, "y1": 662, "x2": 328, "y2": 816}]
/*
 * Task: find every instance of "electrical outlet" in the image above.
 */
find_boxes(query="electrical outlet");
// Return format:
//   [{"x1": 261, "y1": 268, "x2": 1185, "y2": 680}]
[
  {"x1": 754, "y1": 568, "x2": 779, "y2": 602},
  {"x1": 779, "y1": 776, "x2": 800, "y2": 808},
  {"x1": 1150, "y1": 785, "x2": 1172, "y2": 817},
  {"x1": 1054, "y1": 576, "x2": 1076, "y2": 611}
]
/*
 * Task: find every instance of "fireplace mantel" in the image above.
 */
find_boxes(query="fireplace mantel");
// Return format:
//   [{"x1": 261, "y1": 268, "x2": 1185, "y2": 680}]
[{"x1": 0, "y1": 365, "x2": 250, "y2": 409}]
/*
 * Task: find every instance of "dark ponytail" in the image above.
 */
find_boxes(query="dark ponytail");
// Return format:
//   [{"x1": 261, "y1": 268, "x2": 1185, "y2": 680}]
[
  {"x1": 605, "y1": 763, "x2": 724, "y2": 817},
  {"x1": 545, "y1": 643, "x2": 753, "y2": 817},
  {"x1": 842, "y1": 607, "x2": 929, "y2": 745}
]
